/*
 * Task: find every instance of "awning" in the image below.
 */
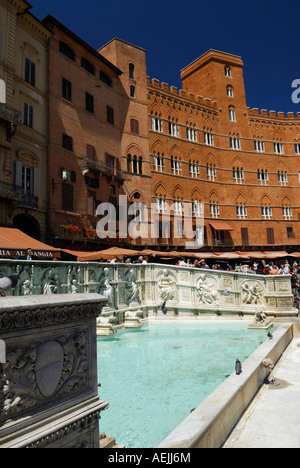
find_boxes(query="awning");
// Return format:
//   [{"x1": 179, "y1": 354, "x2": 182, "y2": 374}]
[
  {"x1": 236, "y1": 251, "x2": 266, "y2": 259},
  {"x1": 213, "y1": 252, "x2": 250, "y2": 259},
  {"x1": 0, "y1": 228, "x2": 61, "y2": 259},
  {"x1": 291, "y1": 252, "x2": 300, "y2": 258},
  {"x1": 209, "y1": 221, "x2": 233, "y2": 231},
  {"x1": 75, "y1": 247, "x2": 141, "y2": 262},
  {"x1": 262, "y1": 251, "x2": 291, "y2": 258},
  {"x1": 163, "y1": 251, "x2": 218, "y2": 259}
]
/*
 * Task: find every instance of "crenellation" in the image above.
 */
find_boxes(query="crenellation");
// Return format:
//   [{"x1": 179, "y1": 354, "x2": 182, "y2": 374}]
[{"x1": 151, "y1": 78, "x2": 160, "y2": 88}]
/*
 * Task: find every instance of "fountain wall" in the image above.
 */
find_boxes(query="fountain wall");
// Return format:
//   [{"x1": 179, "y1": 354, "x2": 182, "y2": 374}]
[{"x1": 0, "y1": 260, "x2": 296, "y2": 319}]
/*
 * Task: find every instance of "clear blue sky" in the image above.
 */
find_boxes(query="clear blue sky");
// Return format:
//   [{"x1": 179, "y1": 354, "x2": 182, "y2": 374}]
[{"x1": 31, "y1": 0, "x2": 300, "y2": 114}]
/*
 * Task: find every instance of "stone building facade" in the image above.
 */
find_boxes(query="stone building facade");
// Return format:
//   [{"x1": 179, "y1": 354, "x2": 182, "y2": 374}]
[
  {"x1": 147, "y1": 50, "x2": 300, "y2": 251},
  {"x1": 43, "y1": 18, "x2": 152, "y2": 249},
  {"x1": 2, "y1": 2, "x2": 300, "y2": 253},
  {"x1": 0, "y1": 0, "x2": 51, "y2": 241}
]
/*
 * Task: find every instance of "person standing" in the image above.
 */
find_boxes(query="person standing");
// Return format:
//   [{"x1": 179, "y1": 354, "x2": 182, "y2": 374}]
[
  {"x1": 291, "y1": 268, "x2": 300, "y2": 309},
  {"x1": 21, "y1": 248, "x2": 37, "y2": 260}
]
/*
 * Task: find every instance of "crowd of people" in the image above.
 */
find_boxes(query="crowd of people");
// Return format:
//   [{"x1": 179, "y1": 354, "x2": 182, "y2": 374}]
[{"x1": 174, "y1": 257, "x2": 299, "y2": 275}]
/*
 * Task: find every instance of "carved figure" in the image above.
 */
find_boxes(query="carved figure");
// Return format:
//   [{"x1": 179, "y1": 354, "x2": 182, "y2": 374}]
[
  {"x1": 254, "y1": 310, "x2": 267, "y2": 323},
  {"x1": 42, "y1": 269, "x2": 58, "y2": 295},
  {"x1": 22, "y1": 279, "x2": 33, "y2": 296},
  {"x1": 158, "y1": 270, "x2": 175, "y2": 302},
  {"x1": 125, "y1": 268, "x2": 139, "y2": 305},
  {"x1": 99, "y1": 268, "x2": 114, "y2": 308},
  {"x1": 241, "y1": 282, "x2": 263, "y2": 304},
  {"x1": 196, "y1": 274, "x2": 218, "y2": 304},
  {"x1": 71, "y1": 279, "x2": 79, "y2": 294}
]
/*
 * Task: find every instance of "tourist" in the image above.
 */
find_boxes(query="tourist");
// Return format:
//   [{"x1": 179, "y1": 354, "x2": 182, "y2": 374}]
[
  {"x1": 199, "y1": 259, "x2": 209, "y2": 269},
  {"x1": 271, "y1": 265, "x2": 279, "y2": 275},
  {"x1": 142, "y1": 256, "x2": 149, "y2": 264},
  {"x1": 291, "y1": 268, "x2": 300, "y2": 308},
  {"x1": 21, "y1": 248, "x2": 38, "y2": 261},
  {"x1": 282, "y1": 263, "x2": 290, "y2": 275},
  {"x1": 178, "y1": 257, "x2": 187, "y2": 267},
  {"x1": 253, "y1": 262, "x2": 258, "y2": 274}
]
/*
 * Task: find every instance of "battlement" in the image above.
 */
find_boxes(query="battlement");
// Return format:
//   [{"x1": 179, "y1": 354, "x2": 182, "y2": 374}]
[
  {"x1": 147, "y1": 76, "x2": 217, "y2": 110},
  {"x1": 248, "y1": 107, "x2": 300, "y2": 122}
]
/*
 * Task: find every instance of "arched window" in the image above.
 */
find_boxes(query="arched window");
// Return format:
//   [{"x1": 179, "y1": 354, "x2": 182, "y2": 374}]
[
  {"x1": 186, "y1": 123, "x2": 197, "y2": 141},
  {"x1": 150, "y1": 112, "x2": 162, "y2": 132},
  {"x1": 130, "y1": 85, "x2": 135, "y2": 98},
  {"x1": 127, "y1": 154, "x2": 132, "y2": 173},
  {"x1": 261, "y1": 204, "x2": 272, "y2": 219},
  {"x1": 100, "y1": 71, "x2": 112, "y2": 87},
  {"x1": 153, "y1": 152, "x2": 164, "y2": 171},
  {"x1": 227, "y1": 86, "x2": 233, "y2": 97},
  {"x1": 59, "y1": 42, "x2": 75, "y2": 61},
  {"x1": 225, "y1": 66, "x2": 231, "y2": 78},
  {"x1": 236, "y1": 203, "x2": 247, "y2": 218},
  {"x1": 81, "y1": 58, "x2": 95, "y2": 75},
  {"x1": 168, "y1": 117, "x2": 179, "y2": 137},
  {"x1": 257, "y1": 169, "x2": 268, "y2": 184},
  {"x1": 229, "y1": 107, "x2": 236, "y2": 122},
  {"x1": 233, "y1": 166, "x2": 243, "y2": 182},
  {"x1": 207, "y1": 163, "x2": 216, "y2": 181},
  {"x1": 129, "y1": 63, "x2": 135, "y2": 79},
  {"x1": 282, "y1": 204, "x2": 292, "y2": 219},
  {"x1": 138, "y1": 157, "x2": 143, "y2": 175}
]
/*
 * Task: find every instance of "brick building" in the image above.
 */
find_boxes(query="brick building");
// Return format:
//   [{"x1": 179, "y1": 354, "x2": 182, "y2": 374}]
[
  {"x1": 147, "y1": 49, "x2": 300, "y2": 252},
  {"x1": 3, "y1": 3, "x2": 300, "y2": 253},
  {"x1": 42, "y1": 18, "x2": 151, "y2": 249},
  {"x1": 0, "y1": 0, "x2": 51, "y2": 241}
]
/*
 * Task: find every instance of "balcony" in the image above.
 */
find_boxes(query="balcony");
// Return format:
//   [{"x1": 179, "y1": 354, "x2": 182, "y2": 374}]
[
  {"x1": 81, "y1": 157, "x2": 109, "y2": 175},
  {"x1": 81, "y1": 157, "x2": 126, "y2": 184},
  {"x1": 0, "y1": 103, "x2": 22, "y2": 125},
  {"x1": 19, "y1": 193, "x2": 38, "y2": 209},
  {"x1": 0, "y1": 103, "x2": 22, "y2": 141},
  {"x1": 0, "y1": 181, "x2": 23, "y2": 201}
]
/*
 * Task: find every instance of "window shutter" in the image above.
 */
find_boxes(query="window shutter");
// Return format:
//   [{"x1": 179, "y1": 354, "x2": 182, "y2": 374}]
[
  {"x1": 15, "y1": 161, "x2": 22, "y2": 187},
  {"x1": 87, "y1": 144, "x2": 96, "y2": 160},
  {"x1": 33, "y1": 168, "x2": 40, "y2": 198},
  {"x1": 267, "y1": 228, "x2": 274, "y2": 245},
  {"x1": 62, "y1": 183, "x2": 73, "y2": 212},
  {"x1": 241, "y1": 228, "x2": 249, "y2": 246},
  {"x1": 0, "y1": 79, "x2": 6, "y2": 104}
]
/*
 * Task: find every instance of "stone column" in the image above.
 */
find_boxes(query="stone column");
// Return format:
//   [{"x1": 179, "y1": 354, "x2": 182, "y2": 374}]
[{"x1": 0, "y1": 293, "x2": 108, "y2": 448}]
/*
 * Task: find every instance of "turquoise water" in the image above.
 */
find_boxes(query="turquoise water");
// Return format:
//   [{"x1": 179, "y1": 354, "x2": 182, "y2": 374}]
[{"x1": 97, "y1": 321, "x2": 272, "y2": 448}]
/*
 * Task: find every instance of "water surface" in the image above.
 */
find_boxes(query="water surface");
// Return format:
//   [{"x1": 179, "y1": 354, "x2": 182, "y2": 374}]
[{"x1": 97, "y1": 321, "x2": 272, "y2": 448}]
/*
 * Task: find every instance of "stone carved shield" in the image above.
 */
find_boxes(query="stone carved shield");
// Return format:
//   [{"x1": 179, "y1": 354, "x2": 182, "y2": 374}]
[{"x1": 35, "y1": 341, "x2": 64, "y2": 397}]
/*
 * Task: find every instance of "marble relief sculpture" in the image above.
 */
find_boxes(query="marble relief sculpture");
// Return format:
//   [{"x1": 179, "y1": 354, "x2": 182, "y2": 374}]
[
  {"x1": 42, "y1": 269, "x2": 59, "y2": 295},
  {"x1": 125, "y1": 268, "x2": 139, "y2": 306},
  {"x1": 241, "y1": 281, "x2": 263, "y2": 305},
  {"x1": 99, "y1": 268, "x2": 114, "y2": 308},
  {"x1": 196, "y1": 274, "x2": 218, "y2": 305},
  {"x1": 158, "y1": 270, "x2": 176, "y2": 303}
]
